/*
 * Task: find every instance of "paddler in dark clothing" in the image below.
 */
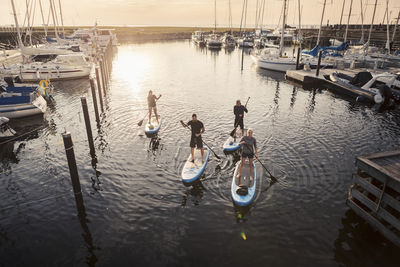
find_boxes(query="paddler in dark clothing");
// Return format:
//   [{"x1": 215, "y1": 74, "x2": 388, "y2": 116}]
[
  {"x1": 148, "y1": 90, "x2": 161, "y2": 124},
  {"x1": 233, "y1": 99, "x2": 248, "y2": 137},
  {"x1": 180, "y1": 114, "x2": 205, "y2": 163},
  {"x1": 237, "y1": 129, "x2": 258, "y2": 183}
]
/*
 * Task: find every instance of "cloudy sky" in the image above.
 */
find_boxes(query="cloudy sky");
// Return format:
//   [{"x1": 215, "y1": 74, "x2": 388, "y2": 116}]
[{"x1": 1, "y1": 0, "x2": 399, "y2": 28}]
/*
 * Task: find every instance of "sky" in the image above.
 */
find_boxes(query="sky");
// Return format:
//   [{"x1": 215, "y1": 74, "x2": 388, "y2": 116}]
[{"x1": 1, "y1": 0, "x2": 399, "y2": 28}]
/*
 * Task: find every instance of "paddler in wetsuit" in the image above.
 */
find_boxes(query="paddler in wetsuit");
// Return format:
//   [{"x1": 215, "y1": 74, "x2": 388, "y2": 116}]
[
  {"x1": 180, "y1": 114, "x2": 205, "y2": 163},
  {"x1": 233, "y1": 99, "x2": 248, "y2": 137},
  {"x1": 147, "y1": 90, "x2": 161, "y2": 124}
]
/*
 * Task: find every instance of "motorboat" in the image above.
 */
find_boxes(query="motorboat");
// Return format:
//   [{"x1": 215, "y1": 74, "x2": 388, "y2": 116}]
[{"x1": 0, "y1": 78, "x2": 47, "y2": 118}]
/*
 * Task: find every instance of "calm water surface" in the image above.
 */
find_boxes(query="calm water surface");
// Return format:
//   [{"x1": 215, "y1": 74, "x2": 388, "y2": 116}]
[{"x1": 1, "y1": 41, "x2": 400, "y2": 266}]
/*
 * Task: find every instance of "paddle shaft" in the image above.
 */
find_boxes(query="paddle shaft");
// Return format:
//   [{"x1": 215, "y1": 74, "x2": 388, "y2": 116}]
[
  {"x1": 255, "y1": 156, "x2": 277, "y2": 182},
  {"x1": 180, "y1": 121, "x2": 221, "y2": 160}
]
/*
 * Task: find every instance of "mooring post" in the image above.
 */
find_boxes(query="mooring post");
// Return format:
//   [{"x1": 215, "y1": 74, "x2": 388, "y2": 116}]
[
  {"x1": 296, "y1": 47, "x2": 301, "y2": 70},
  {"x1": 99, "y1": 59, "x2": 106, "y2": 90},
  {"x1": 62, "y1": 132, "x2": 85, "y2": 212},
  {"x1": 89, "y1": 78, "x2": 100, "y2": 123},
  {"x1": 96, "y1": 76, "x2": 104, "y2": 113},
  {"x1": 241, "y1": 48, "x2": 244, "y2": 71},
  {"x1": 81, "y1": 97, "x2": 96, "y2": 156},
  {"x1": 95, "y1": 67, "x2": 105, "y2": 98},
  {"x1": 316, "y1": 50, "x2": 322, "y2": 77},
  {"x1": 102, "y1": 54, "x2": 109, "y2": 82}
]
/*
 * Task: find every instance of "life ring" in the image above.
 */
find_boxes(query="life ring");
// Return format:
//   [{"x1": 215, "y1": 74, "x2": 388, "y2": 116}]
[{"x1": 39, "y1": 79, "x2": 48, "y2": 90}]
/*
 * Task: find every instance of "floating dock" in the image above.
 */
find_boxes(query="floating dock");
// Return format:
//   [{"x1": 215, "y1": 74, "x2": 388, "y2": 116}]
[{"x1": 347, "y1": 150, "x2": 400, "y2": 247}]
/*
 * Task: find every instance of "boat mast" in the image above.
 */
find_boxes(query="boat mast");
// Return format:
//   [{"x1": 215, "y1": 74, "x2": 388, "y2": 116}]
[
  {"x1": 344, "y1": 0, "x2": 353, "y2": 43},
  {"x1": 244, "y1": 0, "x2": 248, "y2": 35},
  {"x1": 49, "y1": 0, "x2": 59, "y2": 41},
  {"x1": 385, "y1": 0, "x2": 390, "y2": 54},
  {"x1": 25, "y1": 0, "x2": 33, "y2": 46},
  {"x1": 229, "y1": 0, "x2": 232, "y2": 34},
  {"x1": 360, "y1": 0, "x2": 364, "y2": 43},
  {"x1": 392, "y1": 11, "x2": 400, "y2": 42},
  {"x1": 260, "y1": 0, "x2": 266, "y2": 34},
  {"x1": 10, "y1": 0, "x2": 24, "y2": 48},
  {"x1": 279, "y1": 0, "x2": 287, "y2": 56},
  {"x1": 58, "y1": 0, "x2": 65, "y2": 37},
  {"x1": 239, "y1": 0, "x2": 246, "y2": 36},
  {"x1": 367, "y1": 0, "x2": 378, "y2": 50},
  {"x1": 317, "y1": 0, "x2": 327, "y2": 46},
  {"x1": 339, "y1": 0, "x2": 346, "y2": 26},
  {"x1": 38, "y1": 0, "x2": 48, "y2": 37},
  {"x1": 298, "y1": 0, "x2": 302, "y2": 50}
]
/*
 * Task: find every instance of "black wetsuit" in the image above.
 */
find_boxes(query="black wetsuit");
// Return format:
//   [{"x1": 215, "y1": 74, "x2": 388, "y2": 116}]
[
  {"x1": 187, "y1": 120, "x2": 204, "y2": 149},
  {"x1": 234, "y1": 105, "x2": 248, "y2": 129}
]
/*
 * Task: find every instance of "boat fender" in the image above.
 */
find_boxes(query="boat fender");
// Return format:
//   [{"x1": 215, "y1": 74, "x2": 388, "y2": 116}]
[
  {"x1": 329, "y1": 73, "x2": 338, "y2": 82},
  {"x1": 236, "y1": 185, "x2": 248, "y2": 196},
  {"x1": 373, "y1": 93, "x2": 383, "y2": 104}
]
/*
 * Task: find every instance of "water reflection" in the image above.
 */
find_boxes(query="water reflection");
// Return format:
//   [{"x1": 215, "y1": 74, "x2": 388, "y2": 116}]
[{"x1": 181, "y1": 180, "x2": 205, "y2": 207}]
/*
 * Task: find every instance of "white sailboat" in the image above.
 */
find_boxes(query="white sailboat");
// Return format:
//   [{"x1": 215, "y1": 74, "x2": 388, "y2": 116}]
[
  {"x1": 0, "y1": 0, "x2": 93, "y2": 82},
  {"x1": 251, "y1": 0, "x2": 297, "y2": 72},
  {"x1": 206, "y1": 0, "x2": 222, "y2": 49}
]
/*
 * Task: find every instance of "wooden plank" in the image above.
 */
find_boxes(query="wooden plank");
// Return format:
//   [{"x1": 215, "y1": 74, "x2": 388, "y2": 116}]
[
  {"x1": 357, "y1": 156, "x2": 400, "y2": 180},
  {"x1": 347, "y1": 198, "x2": 400, "y2": 247},
  {"x1": 354, "y1": 175, "x2": 400, "y2": 214},
  {"x1": 361, "y1": 150, "x2": 400, "y2": 160},
  {"x1": 351, "y1": 188, "x2": 400, "y2": 232},
  {"x1": 356, "y1": 157, "x2": 400, "y2": 189}
]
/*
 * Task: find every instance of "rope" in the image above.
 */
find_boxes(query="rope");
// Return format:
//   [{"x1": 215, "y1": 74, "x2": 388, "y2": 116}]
[
  {"x1": 0, "y1": 191, "x2": 71, "y2": 212},
  {"x1": 0, "y1": 125, "x2": 45, "y2": 146}
]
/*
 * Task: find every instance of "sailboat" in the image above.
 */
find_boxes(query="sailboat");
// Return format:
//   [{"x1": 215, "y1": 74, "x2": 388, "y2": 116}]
[
  {"x1": 206, "y1": 0, "x2": 222, "y2": 49},
  {"x1": 222, "y1": 0, "x2": 236, "y2": 48},
  {"x1": 1, "y1": 0, "x2": 92, "y2": 82},
  {"x1": 251, "y1": 0, "x2": 297, "y2": 72}
]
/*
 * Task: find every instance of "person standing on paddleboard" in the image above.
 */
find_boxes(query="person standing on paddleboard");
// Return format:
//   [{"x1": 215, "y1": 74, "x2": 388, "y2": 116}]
[
  {"x1": 148, "y1": 90, "x2": 161, "y2": 124},
  {"x1": 233, "y1": 99, "x2": 248, "y2": 137},
  {"x1": 237, "y1": 129, "x2": 258, "y2": 182},
  {"x1": 180, "y1": 114, "x2": 205, "y2": 163}
]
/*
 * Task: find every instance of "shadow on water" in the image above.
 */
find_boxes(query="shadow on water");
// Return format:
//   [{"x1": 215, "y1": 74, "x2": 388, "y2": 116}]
[{"x1": 333, "y1": 209, "x2": 400, "y2": 266}]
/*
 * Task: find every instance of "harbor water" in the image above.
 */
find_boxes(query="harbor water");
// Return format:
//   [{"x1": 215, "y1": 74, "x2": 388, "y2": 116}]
[{"x1": 1, "y1": 40, "x2": 400, "y2": 266}]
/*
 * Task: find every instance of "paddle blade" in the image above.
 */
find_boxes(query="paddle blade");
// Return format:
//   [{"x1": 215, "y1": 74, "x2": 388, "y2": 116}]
[{"x1": 137, "y1": 119, "x2": 144, "y2": 126}]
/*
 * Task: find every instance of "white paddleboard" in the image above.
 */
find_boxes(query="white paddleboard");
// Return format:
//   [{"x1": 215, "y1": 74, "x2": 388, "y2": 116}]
[
  {"x1": 181, "y1": 146, "x2": 210, "y2": 183},
  {"x1": 231, "y1": 159, "x2": 257, "y2": 206},
  {"x1": 145, "y1": 115, "x2": 162, "y2": 135}
]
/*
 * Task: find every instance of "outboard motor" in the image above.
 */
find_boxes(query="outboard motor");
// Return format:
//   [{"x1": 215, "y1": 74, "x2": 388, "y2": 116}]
[{"x1": 378, "y1": 84, "x2": 400, "y2": 107}]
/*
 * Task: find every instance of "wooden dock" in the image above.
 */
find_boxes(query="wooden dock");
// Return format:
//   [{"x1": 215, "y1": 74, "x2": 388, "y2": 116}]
[{"x1": 347, "y1": 150, "x2": 400, "y2": 247}]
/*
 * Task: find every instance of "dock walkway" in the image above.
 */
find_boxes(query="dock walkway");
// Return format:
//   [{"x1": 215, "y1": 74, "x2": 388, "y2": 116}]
[{"x1": 348, "y1": 150, "x2": 400, "y2": 247}]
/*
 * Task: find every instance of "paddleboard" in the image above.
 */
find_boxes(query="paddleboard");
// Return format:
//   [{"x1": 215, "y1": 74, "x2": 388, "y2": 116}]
[
  {"x1": 231, "y1": 159, "x2": 257, "y2": 206},
  {"x1": 181, "y1": 146, "x2": 210, "y2": 183},
  {"x1": 223, "y1": 129, "x2": 246, "y2": 152},
  {"x1": 145, "y1": 115, "x2": 162, "y2": 135}
]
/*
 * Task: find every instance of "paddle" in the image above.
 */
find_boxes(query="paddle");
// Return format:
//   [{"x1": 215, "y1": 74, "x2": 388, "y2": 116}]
[
  {"x1": 255, "y1": 156, "x2": 278, "y2": 183},
  {"x1": 137, "y1": 95, "x2": 162, "y2": 126},
  {"x1": 230, "y1": 97, "x2": 250, "y2": 137},
  {"x1": 180, "y1": 120, "x2": 221, "y2": 160}
]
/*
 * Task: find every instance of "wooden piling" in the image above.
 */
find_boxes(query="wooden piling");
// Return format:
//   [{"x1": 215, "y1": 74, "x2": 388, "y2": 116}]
[
  {"x1": 99, "y1": 59, "x2": 106, "y2": 90},
  {"x1": 95, "y1": 67, "x2": 105, "y2": 98},
  {"x1": 316, "y1": 51, "x2": 322, "y2": 77},
  {"x1": 89, "y1": 78, "x2": 100, "y2": 123},
  {"x1": 80, "y1": 97, "x2": 96, "y2": 156},
  {"x1": 241, "y1": 48, "x2": 244, "y2": 71},
  {"x1": 296, "y1": 47, "x2": 301, "y2": 70},
  {"x1": 62, "y1": 132, "x2": 82, "y2": 196}
]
